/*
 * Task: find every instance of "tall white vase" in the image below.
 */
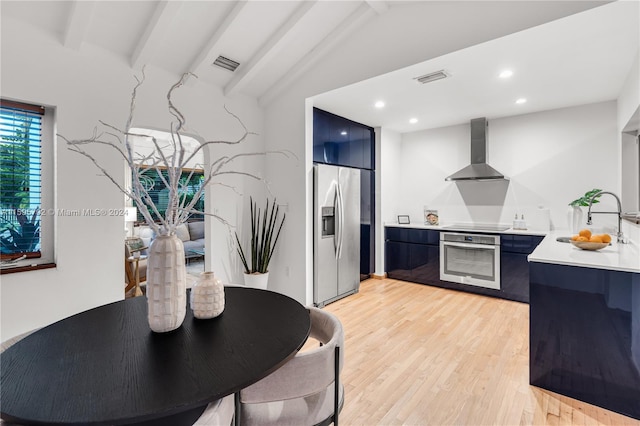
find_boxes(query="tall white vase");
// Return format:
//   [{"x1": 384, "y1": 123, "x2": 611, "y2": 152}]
[
  {"x1": 567, "y1": 206, "x2": 584, "y2": 234},
  {"x1": 146, "y1": 234, "x2": 187, "y2": 333},
  {"x1": 243, "y1": 272, "x2": 269, "y2": 290}
]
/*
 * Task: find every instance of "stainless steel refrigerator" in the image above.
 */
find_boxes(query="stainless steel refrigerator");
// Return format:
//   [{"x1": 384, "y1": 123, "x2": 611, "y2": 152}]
[{"x1": 314, "y1": 164, "x2": 360, "y2": 307}]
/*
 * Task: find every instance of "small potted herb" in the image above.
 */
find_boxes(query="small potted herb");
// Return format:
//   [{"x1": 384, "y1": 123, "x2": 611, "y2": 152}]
[
  {"x1": 569, "y1": 188, "x2": 602, "y2": 207},
  {"x1": 568, "y1": 188, "x2": 601, "y2": 233}
]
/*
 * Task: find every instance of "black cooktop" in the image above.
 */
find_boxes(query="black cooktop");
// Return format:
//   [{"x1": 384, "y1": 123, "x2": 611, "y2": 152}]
[{"x1": 443, "y1": 224, "x2": 510, "y2": 232}]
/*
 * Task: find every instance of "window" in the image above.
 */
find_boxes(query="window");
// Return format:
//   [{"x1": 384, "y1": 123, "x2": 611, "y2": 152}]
[
  {"x1": 135, "y1": 167, "x2": 205, "y2": 223},
  {"x1": 0, "y1": 99, "x2": 54, "y2": 272},
  {"x1": 128, "y1": 129, "x2": 205, "y2": 225}
]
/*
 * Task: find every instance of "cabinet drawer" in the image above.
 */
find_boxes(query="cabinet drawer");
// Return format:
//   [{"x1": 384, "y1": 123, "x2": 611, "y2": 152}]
[
  {"x1": 385, "y1": 227, "x2": 439, "y2": 245},
  {"x1": 501, "y1": 234, "x2": 544, "y2": 254}
]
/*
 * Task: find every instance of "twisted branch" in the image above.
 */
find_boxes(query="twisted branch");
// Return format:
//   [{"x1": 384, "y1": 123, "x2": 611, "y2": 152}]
[{"x1": 61, "y1": 69, "x2": 294, "y2": 236}]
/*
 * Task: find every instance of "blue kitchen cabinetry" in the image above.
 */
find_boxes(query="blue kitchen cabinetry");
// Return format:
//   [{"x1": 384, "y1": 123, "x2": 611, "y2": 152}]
[
  {"x1": 385, "y1": 227, "x2": 441, "y2": 285},
  {"x1": 313, "y1": 108, "x2": 374, "y2": 170},
  {"x1": 500, "y1": 234, "x2": 545, "y2": 303},
  {"x1": 530, "y1": 262, "x2": 640, "y2": 420},
  {"x1": 385, "y1": 227, "x2": 543, "y2": 303}
]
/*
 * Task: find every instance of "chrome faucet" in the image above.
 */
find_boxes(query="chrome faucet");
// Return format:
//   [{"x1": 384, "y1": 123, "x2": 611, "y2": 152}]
[{"x1": 586, "y1": 190, "x2": 626, "y2": 243}]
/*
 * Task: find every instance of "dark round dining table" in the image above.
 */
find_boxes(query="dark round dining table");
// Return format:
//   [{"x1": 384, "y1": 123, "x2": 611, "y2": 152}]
[{"x1": 0, "y1": 287, "x2": 311, "y2": 425}]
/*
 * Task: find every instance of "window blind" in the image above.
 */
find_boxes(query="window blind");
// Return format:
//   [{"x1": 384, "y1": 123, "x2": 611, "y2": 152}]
[{"x1": 0, "y1": 100, "x2": 43, "y2": 259}]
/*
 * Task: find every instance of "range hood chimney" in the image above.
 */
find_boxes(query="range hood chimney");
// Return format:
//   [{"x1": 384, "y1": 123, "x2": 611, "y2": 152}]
[{"x1": 445, "y1": 117, "x2": 507, "y2": 181}]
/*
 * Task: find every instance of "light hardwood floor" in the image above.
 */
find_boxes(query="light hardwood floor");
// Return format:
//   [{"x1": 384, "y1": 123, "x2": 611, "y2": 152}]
[{"x1": 319, "y1": 278, "x2": 640, "y2": 426}]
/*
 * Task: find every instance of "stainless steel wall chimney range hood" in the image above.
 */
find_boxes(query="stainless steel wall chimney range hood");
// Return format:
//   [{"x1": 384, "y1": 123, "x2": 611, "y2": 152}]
[{"x1": 445, "y1": 117, "x2": 507, "y2": 181}]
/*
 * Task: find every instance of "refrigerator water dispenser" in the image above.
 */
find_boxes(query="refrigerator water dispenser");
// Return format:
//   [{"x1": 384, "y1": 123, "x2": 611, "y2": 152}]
[{"x1": 321, "y1": 206, "x2": 335, "y2": 237}]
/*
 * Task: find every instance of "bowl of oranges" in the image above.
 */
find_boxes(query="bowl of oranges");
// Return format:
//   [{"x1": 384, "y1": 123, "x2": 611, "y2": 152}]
[{"x1": 570, "y1": 229, "x2": 611, "y2": 251}]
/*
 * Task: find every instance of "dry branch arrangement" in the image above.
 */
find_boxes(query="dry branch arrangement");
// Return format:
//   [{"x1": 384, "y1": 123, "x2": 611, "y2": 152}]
[{"x1": 59, "y1": 68, "x2": 292, "y2": 236}]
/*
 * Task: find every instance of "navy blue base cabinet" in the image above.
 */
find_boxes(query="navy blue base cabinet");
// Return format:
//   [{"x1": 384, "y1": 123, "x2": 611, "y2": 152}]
[
  {"x1": 385, "y1": 228, "x2": 440, "y2": 285},
  {"x1": 385, "y1": 227, "x2": 542, "y2": 303},
  {"x1": 500, "y1": 235, "x2": 544, "y2": 303},
  {"x1": 530, "y1": 262, "x2": 640, "y2": 420}
]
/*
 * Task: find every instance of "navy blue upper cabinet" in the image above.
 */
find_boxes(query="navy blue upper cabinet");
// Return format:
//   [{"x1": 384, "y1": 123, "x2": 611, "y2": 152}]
[{"x1": 313, "y1": 108, "x2": 374, "y2": 170}]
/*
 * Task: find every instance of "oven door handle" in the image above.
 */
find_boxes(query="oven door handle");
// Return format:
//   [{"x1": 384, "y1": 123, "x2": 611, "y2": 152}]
[{"x1": 442, "y1": 241, "x2": 497, "y2": 250}]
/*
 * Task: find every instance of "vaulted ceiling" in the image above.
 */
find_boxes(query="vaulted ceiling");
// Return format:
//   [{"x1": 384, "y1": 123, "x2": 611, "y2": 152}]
[
  {"x1": 1, "y1": 0, "x2": 385, "y2": 105},
  {"x1": 2, "y1": 1, "x2": 636, "y2": 133}
]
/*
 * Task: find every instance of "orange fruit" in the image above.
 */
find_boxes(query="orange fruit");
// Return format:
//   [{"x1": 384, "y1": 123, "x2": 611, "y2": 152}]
[
  {"x1": 601, "y1": 234, "x2": 611, "y2": 243},
  {"x1": 579, "y1": 229, "x2": 592, "y2": 239},
  {"x1": 576, "y1": 236, "x2": 589, "y2": 242},
  {"x1": 589, "y1": 235, "x2": 603, "y2": 243},
  {"x1": 571, "y1": 235, "x2": 579, "y2": 241}
]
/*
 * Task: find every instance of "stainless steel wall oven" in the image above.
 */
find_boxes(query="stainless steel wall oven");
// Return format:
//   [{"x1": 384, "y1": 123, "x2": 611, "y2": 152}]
[{"x1": 439, "y1": 232, "x2": 500, "y2": 290}]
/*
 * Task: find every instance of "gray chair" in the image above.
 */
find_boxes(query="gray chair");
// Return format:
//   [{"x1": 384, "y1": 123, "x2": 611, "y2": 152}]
[
  {"x1": 237, "y1": 306, "x2": 344, "y2": 426},
  {"x1": 193, "y1": 395, "x2": 235, "y2": 425}
]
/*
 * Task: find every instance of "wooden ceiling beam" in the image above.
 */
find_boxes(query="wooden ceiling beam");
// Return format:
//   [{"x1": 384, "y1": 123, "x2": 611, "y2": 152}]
[
  {"x1": 259, "y1": 3, "x2": 377, "y2": 106},
  {"x1": 130, "y1": 1, "x2": 182, "y2": 70},
  {"x1": 365, "y1": 1, "x2": 389, "y2": 15},
  {"x1": 185, "y1": 1, "x2": 248, "y2": 77},
  {"x1": 63, "y1": 0, "x2": 95, "y2": 50},
  {"x1": 224, "y1": 1, "x2": 317, "y2": 97}
]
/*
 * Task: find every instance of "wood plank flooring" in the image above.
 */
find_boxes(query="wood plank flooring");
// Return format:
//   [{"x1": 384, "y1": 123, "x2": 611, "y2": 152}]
[{"x1": 318, "y1": 278, "x2": 640, "y2": 426}]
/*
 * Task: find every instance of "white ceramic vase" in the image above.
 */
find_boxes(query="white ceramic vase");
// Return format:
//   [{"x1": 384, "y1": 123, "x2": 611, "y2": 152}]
[
  {"x1": 243, "y1": 272, "x2": 269, "y2": 290},
  {"x1": 191, "y1": 271, "x2": 225, "y2": 319},
  {"x1": 567, "y1": 206, "x2": 584, "y2": 234},
  {"x1": 146, "y1": 234, "x2": 187, "y2": 333}
]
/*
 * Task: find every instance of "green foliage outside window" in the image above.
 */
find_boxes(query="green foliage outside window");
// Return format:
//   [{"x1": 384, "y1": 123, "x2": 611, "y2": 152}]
[
  {"x1": 0, "y1": 107, "x2": 42, "y2": 256},
  {"x1": 134, "y1": 168, "x2": 205, "y2": 223}
]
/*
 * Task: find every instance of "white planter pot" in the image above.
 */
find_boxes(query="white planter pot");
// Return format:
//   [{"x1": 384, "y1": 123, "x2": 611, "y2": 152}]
[
  {"x1": 243, "y1": 272, "x2": 269, "y2": 290},
  {"x1": 146, "y1": 234, "x2": 187, "y2": 333},
  {"x1": 567, "y1": 206, "x2": 584, "y2": 234}
]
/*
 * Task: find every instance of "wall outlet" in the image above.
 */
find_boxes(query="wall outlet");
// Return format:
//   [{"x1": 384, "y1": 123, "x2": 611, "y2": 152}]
[{"x1": 285, "y1": 266, "x2": 290, "y2": 277}]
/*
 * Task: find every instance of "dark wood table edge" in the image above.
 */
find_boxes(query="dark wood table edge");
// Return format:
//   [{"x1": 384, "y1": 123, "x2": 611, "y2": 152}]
[{"x1": 0, "y1": 287, "x2": 311, "y2": 426}]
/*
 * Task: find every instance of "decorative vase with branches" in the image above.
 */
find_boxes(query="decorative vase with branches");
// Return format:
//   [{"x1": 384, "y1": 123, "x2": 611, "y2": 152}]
[{"x1": 59, "y1": 68, "x2": 291, "y2": 331}]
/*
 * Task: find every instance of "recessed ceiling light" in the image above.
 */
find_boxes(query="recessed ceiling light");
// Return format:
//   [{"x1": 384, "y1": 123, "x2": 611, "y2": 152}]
[
  {"x1": 499, "y1": 70, "x2": 514, "y2": 79},
  {"x1": 409, "y1": 118, "x2": 418, "y2": 124},
  {"x1": 515, "y1": 98, "x2": 527, "y2": 104},
  {"x1": 374, "y1": 101, "x2": 385, "y2": 108},
  {"x1": 340, "y1": 131, "x2": 347, "y2": 136}
]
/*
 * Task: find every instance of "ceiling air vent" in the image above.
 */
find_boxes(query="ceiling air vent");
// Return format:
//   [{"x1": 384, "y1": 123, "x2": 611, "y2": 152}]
[
  {"x1": 212, "y1": 56, "x2": 240, "y2": 72},
  {"x1": 415, "y1": 70, "x2": 450, "y2": 84}
]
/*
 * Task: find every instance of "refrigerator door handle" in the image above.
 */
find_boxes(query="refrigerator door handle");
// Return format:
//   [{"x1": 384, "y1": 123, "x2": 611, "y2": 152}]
[
  {"x1": 333, "y1": 184, "x2": 340, "y2": 260},
  {"x1": 336, "y1": 181, "x2": 344, "y2": 259}
]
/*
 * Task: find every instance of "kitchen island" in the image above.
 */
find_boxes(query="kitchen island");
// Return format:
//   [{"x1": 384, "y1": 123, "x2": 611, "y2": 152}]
[{"x1": 528, "y1": 231, "x2": 640, "y2": 420}]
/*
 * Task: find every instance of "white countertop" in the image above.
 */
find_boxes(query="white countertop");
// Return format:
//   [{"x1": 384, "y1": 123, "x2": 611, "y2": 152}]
[
  {"x1": 528, "y1": 230, "x2": 640, "y2": 273},
  {"x1": 385, "y1": 222, "x2": 549, "y2": 236}
]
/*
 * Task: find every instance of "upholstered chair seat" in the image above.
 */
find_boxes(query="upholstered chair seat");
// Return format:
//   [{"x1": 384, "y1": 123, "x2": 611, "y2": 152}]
[{"x1": 238, "y1": 307, "x2": 344, "y2": 426}]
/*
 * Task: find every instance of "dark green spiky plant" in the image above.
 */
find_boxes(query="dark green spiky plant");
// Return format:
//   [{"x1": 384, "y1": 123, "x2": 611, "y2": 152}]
[
  {"x1": 235, "y1": 197, "x2": 285, "y2": 274},
  {"x1": 0, "y1": 208, "x2": 40, "y2": 255}
]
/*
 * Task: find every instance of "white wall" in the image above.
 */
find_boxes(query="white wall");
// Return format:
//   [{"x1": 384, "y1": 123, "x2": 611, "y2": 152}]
[
  {"x1": 395, "y1": 101, "x2": 619, "y2": 233},
  {"x1": 618, "y1": 50, "x2": 640, "y2": 244},
  {"x1": 0, "y1": 16, "x2": 263, "y2": 340},
  {"x1": 263, "y1": 1, "x2": 603, "y2": 304},
  {"x1": 376, "y1": 128, "x2": 401, "y2": 275}
]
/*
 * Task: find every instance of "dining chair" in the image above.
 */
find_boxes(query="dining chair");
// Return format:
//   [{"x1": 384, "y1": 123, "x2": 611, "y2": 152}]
[
  {"x1": 193, "y1": 395, "x2": 235, "y2": 425},
  {"x1": 237, "y1": 306, "x2": 344, "y2": 426}
]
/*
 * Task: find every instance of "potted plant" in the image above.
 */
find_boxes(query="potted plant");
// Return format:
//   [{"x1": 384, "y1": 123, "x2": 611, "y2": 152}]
[
  {"x1": 568, "y1": 188, "x2": 602, "y2": 233},
  {"x1": 235, "y1": 197, "x2": 285, "y2": 290}
]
